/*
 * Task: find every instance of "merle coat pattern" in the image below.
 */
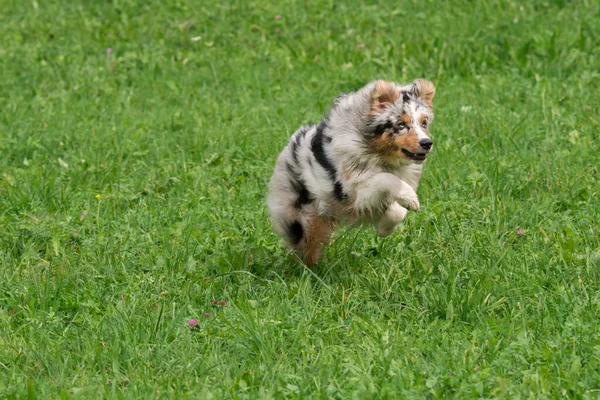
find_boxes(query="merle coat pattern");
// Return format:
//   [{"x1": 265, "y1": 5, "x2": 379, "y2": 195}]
[{"x1": 268, "y1": 79, "x2": 436, "y2": 265}]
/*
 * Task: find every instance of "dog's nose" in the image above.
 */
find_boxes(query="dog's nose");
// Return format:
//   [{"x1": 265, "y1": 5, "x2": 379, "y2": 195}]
[{"x1": 419, "y1": 138, "x2": 433, "y2": 151}]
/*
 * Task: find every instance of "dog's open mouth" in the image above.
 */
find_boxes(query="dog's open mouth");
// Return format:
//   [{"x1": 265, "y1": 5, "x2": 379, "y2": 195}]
[{"x1": 401, "y1": 149, "x2": 427, "y2": 161}]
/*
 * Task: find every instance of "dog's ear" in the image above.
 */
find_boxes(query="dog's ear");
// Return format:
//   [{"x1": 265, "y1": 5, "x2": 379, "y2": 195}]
[
  {"x1": 414, "y1": 79, "x2": 436, "y2": 108},
  {"x1": 370, "y1": 81, "x2": 399, "y2": 115}
]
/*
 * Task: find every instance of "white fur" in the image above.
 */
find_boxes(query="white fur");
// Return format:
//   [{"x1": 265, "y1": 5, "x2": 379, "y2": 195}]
[{"x1": 375, "y1": 202, "x2": 408, "y2": 237}]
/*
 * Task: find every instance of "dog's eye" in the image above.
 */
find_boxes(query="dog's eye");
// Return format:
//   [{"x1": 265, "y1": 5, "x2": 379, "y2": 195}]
[
  {"x1": 421, "y1": 121, "x2": 427, "y2": 128},
  {"x1": 397, "y1": 122, "x2": 406, "y2": 130}
]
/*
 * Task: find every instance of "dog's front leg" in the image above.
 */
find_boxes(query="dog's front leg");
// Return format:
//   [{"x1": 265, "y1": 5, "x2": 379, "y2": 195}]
[
  {"x1": 375, "y1": 201, "x2": 408, "y2": 237},
  {"x1": 351, "y1": 173, "x2": 418, "y2": 237},
  {"x1": 353, "y1": 172, "x2": 419, "y2": 214}
]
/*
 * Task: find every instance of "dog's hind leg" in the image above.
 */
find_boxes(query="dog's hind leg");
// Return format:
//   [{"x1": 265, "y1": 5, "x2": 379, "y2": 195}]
[
  {"x1": 296, "y1": 216, "x2": 335, "y2": 266},
  {"x1": 269, "y1": 201, "x2": 334, "y2": 266}
]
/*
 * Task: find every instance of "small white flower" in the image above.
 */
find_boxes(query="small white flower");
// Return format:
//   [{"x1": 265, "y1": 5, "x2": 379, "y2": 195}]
[{"x1": 190, "y1": 36, "x2": 202, "y2": 42}]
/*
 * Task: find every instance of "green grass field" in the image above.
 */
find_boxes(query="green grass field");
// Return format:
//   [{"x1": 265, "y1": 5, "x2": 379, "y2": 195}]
[{"x1": 1, "y1": 0, "x2": 600, "y2": 398}]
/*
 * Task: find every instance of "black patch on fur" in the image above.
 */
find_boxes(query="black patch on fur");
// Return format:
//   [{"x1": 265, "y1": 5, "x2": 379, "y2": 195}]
[
  {"x1": 291, "y1": 141, "x2": 300, "y2": 163},
  {"x1": 311, "y1": 122, "x2": 346, "y2": 201},
  {"x1": 288, "y1": 220, "x2": 304, "y2": 245},
  {"x1": 295, "y1": 186, "x2": 313, "y2": 208},
  {"x1": 285, "y1": 162, "x2": 314, "y2": 209},
  {"x1": 402, "y1": 91, "x2": 410, "y2": 103},
  {"x1": 311, "y1": 122, "x2": 336, "y2": 182},
  {"x1": 291, "y1": 126, "x2": 310, "y2": 163},
  {"x1": 374, "y1": 120, "x2": 393, "y2": 136},
  {"x1": 333, "y1": 181, "x2": 347, "y2": 201}
]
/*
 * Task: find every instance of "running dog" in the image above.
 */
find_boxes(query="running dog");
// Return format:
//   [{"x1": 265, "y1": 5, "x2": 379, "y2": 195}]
[{"x1": 268, "y1": 79, "x2": 436, "y2": 265}]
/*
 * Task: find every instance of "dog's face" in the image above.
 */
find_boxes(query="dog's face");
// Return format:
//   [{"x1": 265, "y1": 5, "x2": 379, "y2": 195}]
[{"x1": 366, "y1": 80, "x2": 435, "y2": 164}]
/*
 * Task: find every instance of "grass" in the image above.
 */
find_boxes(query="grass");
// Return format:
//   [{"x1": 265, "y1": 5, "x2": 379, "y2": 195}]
[{"x1": 1, "y1": 0, "x2": 599, "y2": 397}]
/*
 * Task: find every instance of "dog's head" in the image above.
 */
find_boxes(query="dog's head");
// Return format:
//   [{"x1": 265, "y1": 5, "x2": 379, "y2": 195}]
[{"x1": 366, "y1": 79, "x2": 435, "y2": 164}]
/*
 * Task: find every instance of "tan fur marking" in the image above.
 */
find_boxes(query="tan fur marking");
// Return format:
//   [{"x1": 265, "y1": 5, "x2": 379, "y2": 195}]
[
  {"x1": 368, "y1": 132, "x2": 397, "y2": 158},
  {"x1": 402, "y1": 114, "x2": 412, "y2": 126},
  {"x1": 297, "y1": 217, "x2": 335, "y2": 266},
  {"x1": 394, "y1": 131, "x2": 421, "y2": 159},
  {"x1": 369, "y1": 129, "x2": 422, "y2": 161},
  {"x1": 414, "y1": 79, "x2": 436, "y2": 108},
  {"x1": 420, "y1": 114, "x2": 427, "y2": 126},
  {"x1": 369, "y1": 81, "x2": 399, "y2": 115}
]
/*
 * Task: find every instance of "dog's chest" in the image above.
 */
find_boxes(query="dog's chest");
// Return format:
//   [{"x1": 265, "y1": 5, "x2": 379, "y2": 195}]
[{"x1": 387, "y1": 164, "x2": 422, "y2": 190}]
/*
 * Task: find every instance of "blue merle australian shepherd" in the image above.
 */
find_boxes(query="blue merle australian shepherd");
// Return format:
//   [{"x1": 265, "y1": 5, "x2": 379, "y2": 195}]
[{"x1": 268, "y1": 79, "x2": 436, "y2": 265}]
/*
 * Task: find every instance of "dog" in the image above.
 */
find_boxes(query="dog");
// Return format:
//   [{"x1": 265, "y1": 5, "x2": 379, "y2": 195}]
[{"x1": 268, "y1": 79, "x2": 436, "y2": 265}]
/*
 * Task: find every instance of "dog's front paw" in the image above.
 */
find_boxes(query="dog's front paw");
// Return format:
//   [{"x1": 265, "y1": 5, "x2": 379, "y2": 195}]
[
  {"x1": 395, "y1": 188, "x2": 420, "y2": 211},
  {"x1": 376, "y1": 224, "x2": 397, "y2": 238},
  {"x1": 375, "y1": 202, "x2": 408, "y2": 237}
]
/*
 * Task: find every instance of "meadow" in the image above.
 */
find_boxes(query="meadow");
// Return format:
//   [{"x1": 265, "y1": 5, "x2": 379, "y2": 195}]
[{"x1": 1, "y1": 0, "x2": 599, "y2": 398}]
